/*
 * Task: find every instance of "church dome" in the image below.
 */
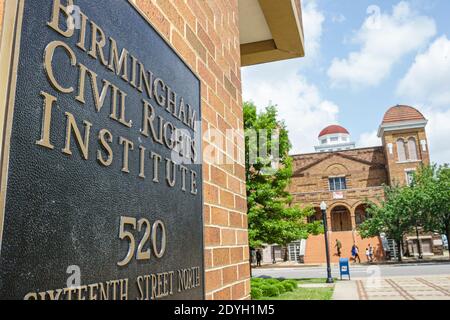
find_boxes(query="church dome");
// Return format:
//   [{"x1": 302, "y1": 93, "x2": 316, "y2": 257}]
[
  {"x1": 315, "y1": 125, "x2": 355, "y2": 152},
  {"x1": 318, "y1": 125, "x2": 349, "y2": 138},
  {"x1": 382, "y1": 105, "x2": 425, "y2": 124}
]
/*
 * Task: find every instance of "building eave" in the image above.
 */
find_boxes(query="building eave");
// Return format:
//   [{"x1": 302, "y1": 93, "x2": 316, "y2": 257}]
[
  {"x1": 377, "y1": 119, "x2": 428, "y2": 137},
  {"x1": 290, "y1": 146, "x2": 384, "y2": 158},
  {"x1": 239, "y1": 0, "x2": 305, "y2": 66}
]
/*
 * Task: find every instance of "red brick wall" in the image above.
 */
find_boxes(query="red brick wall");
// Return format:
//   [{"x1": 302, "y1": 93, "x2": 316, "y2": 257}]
[
  {"x1": 382, "y1": 128, "x2": 430, "y2": 185},
  {"x1": 291, "y1": 147, "x2": 388, "y2": 193},
  {"x1": 133, "y1": 0, "x2": 249, "y2": 300}
]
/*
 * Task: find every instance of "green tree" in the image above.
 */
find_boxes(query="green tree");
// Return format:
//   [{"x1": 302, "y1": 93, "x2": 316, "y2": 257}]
[
  {"x1": 359, "y1": 185, "x2": 415, "y2": 261},
  {"x1": 414, "y1": 165, "x2": 450, "y2": 259},
  {"x1": 359, "y1": 164, "x2": 450, "y2": 261},
  {"x1": 244, "y1": 102, "x2": 321, "y2": 250}
]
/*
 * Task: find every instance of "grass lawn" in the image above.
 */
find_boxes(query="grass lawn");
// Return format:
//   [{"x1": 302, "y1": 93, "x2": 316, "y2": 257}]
[
  {"x1": 258, "y1": 286, "x2": 334, "y2": 300},
  {"x1": 254, "y1": 278, "x2": 337, "y2": 301}
]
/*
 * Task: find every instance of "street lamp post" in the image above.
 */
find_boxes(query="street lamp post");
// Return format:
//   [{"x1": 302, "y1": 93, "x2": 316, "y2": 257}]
[
  {"x1": 415, "y1": 224, "x2": 423, "y2": 260},
  {"x1": 320, "y1": 201, "x2": 334, "y2": 284}
]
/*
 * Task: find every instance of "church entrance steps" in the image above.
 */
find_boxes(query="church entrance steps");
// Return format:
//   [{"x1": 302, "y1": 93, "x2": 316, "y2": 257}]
[{"x1": 304, "y1": 231, "x2": 384, "y2": 264}]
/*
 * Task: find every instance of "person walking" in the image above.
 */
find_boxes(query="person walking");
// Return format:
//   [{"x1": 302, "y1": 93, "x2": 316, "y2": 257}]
[
  {"x1": 256, "y1": 249, "x2": 262, "y2": 267},
  {"x1": 351, "y1": 244, "x2": 361, "y2": 263},
  {"x1": 335, "y1": 239, "x2": 342, "y2": 257},
  {"x1": 368, "y1": 244, "x2": 374, "y2": 262},
  {"x1": 365, "y1": 247, "x2": 370, "y2": 263}
]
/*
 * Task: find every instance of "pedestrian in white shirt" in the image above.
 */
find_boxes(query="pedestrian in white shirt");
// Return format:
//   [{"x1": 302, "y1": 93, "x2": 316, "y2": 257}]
[{"x1": 369, "y1": 244, "x2": 374, "y2": 262}]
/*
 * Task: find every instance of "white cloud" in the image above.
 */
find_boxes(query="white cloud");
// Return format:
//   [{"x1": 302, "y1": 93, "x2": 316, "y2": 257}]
[
  {"x1": 302, "y1": 0, "x2": 325, "y2": 62},
  {"x1": 395, "y1": 36, "x2": 450, "y2": 165},
  {"x1": 327, "y1": 2, "x2": 436, "y2": 88},
  {"x1": 243, "y1": 73, "x2": 339, "y2": 154},
  {"x1": 242, "y1": 0, "x2": 338, "y2": 154},
  {"x1": 332, "y1": 13, "x2": 346, "y2": 24},
  {"x1": 357, "y1": 130, "x2": 381, "y2": 148},
  {"x1": 397, "y1": 36, "x2": 450, "y2": 107},
  {"x1": 424, "y1": 108, "x2": 450, "y2": 165}
]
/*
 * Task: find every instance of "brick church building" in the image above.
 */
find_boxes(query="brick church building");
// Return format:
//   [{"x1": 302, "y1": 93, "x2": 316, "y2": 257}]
[{"x1": 286, "y1": 105, "x2": 435, "y2": 264}]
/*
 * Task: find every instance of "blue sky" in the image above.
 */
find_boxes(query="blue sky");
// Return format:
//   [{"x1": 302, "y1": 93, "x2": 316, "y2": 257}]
[{"x1": 242, "y1": 0, "x2": 450, "y2": 164}]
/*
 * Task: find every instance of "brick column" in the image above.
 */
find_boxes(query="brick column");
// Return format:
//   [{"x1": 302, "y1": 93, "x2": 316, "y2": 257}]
[
  {"x1": 351, "y1": 208, "x2": 357, "y2": 231},
  {"x1": 326, "y1": 209, "x2": 333, "y2": 232}
]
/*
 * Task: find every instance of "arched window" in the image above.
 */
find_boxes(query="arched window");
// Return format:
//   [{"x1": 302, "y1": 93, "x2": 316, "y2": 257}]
[
  {"x1": 307, "y1": 208, "x2": 322, "y2": 223},
  {"x1": 396, "y1": 139, "x2": 406, "y2": 162},
  {"x1": 408, "y1": 138, "x2": 418, "y2": 161}
]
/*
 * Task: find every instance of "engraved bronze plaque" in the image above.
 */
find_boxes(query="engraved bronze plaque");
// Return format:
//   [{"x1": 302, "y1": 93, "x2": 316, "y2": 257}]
[{"x1": 0, "y1": 0, "x2": 204, "y2": 300}]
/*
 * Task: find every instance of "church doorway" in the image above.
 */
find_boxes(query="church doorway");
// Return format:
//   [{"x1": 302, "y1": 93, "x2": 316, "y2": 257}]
[{"x1": 331, "y1": 206, "x2": 352, "y2": 232}]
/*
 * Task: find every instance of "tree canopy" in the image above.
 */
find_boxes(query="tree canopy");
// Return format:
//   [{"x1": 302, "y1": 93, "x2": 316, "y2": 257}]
[
  {"x1": 244, "y1": 102, "x2": 321, "y2": 248},
  {"x1": 358, "y1": 184, "x2": 415, "y2": 261},
  {"x1": 414, "y1": 165, "x2": 450, "y2": 257},
  {"x1": 359, "y1": 164, "x2": 450, "y2": 260}
]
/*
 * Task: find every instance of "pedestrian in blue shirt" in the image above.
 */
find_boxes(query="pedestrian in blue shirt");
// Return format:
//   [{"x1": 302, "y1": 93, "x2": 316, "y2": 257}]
[{"x1": 351, "y1": 244, "x2": 361, "y2": 263}]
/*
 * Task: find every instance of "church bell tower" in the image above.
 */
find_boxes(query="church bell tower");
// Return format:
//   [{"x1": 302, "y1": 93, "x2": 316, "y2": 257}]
[{"x1": 378, "y1": 105, "x2": 430, "y2": 186}]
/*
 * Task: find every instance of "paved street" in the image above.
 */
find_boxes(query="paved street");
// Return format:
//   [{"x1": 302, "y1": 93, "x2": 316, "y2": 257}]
[{"x1": 252, "y1": 262, "x2": 450, "y2": 279}]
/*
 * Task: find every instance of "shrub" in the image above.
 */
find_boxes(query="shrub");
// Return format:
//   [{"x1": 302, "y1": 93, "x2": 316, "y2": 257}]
[
  {"x1": 251, "y1": 279, "x2": 264, "y2": 289},
  {"x1": 250, "y1": 287, "x2": 263, "y2": 300},
  {"x1": 281, "y1": 280, "x2": 296, "y2": 292},
  {"x1": 259, "y1": 284, "x2": 280, "y2": 297},
  {"x1": 265, "y1": 278, "x2": 281, "y2": 285},
  {"x1": 251, "y1": 278, "x2": 298, "y2": 298},
  {"x1": 252, "y1": 277, "x2": 265, "y2": 281},
  {"x1": 251, "y1": 283, "x2": 262, "y2": 291},
  {"x1": 251, "y1": 278, "x2": 265, "y2": 285},
  {"x1": 285, "y1": 280, "x2": 298, "y2": 289},
  {"x1": 275, "y1": 283, "x2": 286, "y2": 294}
]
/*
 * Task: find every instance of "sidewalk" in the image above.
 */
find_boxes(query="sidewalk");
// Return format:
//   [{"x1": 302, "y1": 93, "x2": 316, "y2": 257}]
[{"x1": 333, "y1": 275, "x2": 450, "y2": 300}]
